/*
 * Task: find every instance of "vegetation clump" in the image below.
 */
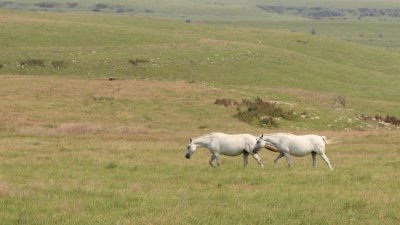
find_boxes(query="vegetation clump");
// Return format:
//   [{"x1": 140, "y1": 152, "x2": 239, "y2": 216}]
[
  {"x1": 361, "y1": 114, "x2": 400, "y2": 127},
  {"x1": 332, "y1": 95, "x2": 346, "y2": 107},
  {"x1": 0, "y1": 2, "x2": 13, "y2": 7},
  {"x1": 93, "y1": 3, "x2": 109, "y2": 12},
  {"x1": 19, "y1": 59, "x2": 45, "y2": 67},
  {"x1": 66, "y1": 2, "x2": 78, "y2": 8},
  {"x1": 51, "y1": 60, "x2": 65, "y2": 69},
  {"x1": 129, "y1": 59, "x2": 148, "y2": 65},
  {"x1": 216, "y1": 97, "x2": 299, "y2": 128},
  {"x1": 257, "y1": 5, "x2": 400, "y2": 19},
  {"x1": 214, "y1": 98, "x2": 237, "y2": 107},
  {"x1": 34, "y1": 2, "x2": 56, "y2": 8}
]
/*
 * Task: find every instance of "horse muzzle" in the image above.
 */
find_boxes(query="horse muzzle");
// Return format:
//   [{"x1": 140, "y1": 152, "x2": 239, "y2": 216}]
[{"x1": 185, "y1": 154, "x2": 191, "y2": 159}]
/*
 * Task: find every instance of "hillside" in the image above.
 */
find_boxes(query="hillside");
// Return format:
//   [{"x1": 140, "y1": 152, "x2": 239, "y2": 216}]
[{"x1": 0, "y1": 11, "x2": 399, "y2": 130}]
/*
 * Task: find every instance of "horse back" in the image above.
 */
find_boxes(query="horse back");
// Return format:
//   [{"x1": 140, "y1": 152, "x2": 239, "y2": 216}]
[{"x1": 211, "y1": 133, "x2": 256, "y2": 155}]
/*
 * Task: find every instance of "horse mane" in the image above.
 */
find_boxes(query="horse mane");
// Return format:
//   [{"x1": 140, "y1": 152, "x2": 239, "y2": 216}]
[
  {"x1": 260, "y1": 133, "x2": 287, "y2": 152},
  {"x1": 262, "y1": 132, "x2": 293, "y2": 137},
  {"x1": 192, "y1": 133, "x2": 214, "y2": 143}
]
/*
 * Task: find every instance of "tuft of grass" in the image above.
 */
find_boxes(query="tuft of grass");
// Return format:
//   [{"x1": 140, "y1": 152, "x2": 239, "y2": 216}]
[{"x1": 105, "y1": 162, "x2": 118, "y2": 169}]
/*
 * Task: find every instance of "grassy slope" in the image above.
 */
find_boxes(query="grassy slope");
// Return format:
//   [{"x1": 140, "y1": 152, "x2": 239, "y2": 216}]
[
  {"x1": 4, "y1": 0, "x2": 400, "y2": 51},
  {"x1": 1, "y1": 12, "x2": 400, "y2": 104}
]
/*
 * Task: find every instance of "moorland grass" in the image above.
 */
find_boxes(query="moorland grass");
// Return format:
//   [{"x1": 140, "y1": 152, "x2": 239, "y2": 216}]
[
  {"x1": 0, "y1": 75, "x2": 399, "y2": 224},
  {"x1": 0, "y1": 128, "x2": 399, "y2": 224}
]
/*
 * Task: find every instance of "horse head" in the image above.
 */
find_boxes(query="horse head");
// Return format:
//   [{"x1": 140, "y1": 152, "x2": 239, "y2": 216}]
[
  {"x1": 253, "y1": 134, "x2": 266, "y2": 153},
  {"x1": 185, "y1": 138, "x2": 197, "y2": 159}
]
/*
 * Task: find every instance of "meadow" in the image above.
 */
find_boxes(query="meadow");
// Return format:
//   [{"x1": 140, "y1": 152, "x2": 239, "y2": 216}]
[
  {"x1": 2, "y1": 0, "x2": 400, "y2": 51},
  {"x1": 0, "y1": 76, "x2": 399, "y2": 224},
  {"x1": 1, "y1": 2, "x2": 400, "y2": 224}
]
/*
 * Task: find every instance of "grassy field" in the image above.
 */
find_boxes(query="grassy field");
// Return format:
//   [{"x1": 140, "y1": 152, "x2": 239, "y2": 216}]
[
  {"x1": 2, "y1": 0, "x2": 400, "y2": 51},
  {"x1": 0, "y1": 5, "x2": 400, "y2": 225},
  {"x1": 0, "y1": 76, "x2": 399, "y2": 224}
]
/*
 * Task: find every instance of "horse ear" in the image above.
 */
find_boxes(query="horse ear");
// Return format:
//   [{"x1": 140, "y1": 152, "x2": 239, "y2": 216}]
[
  {"x1": 189, "y1": 138, "x2": 192, "y2": 143},
  {"x1": 260, "y1": 134, "x2": 263, "y2": 138}
]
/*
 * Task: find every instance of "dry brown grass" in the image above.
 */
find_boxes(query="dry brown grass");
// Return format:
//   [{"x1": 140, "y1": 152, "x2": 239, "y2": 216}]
[
  {"x1": 0, "y1": 75, "x2": 256, "y2": 138},
  {"x1": 56, "y1": 123, "x2": 103, "y2": 135},
  {"x1": 0, "y1": 13, "x2": 57, "y2": 24},
  {"x1": 0, "y1": 181, "x2": 10, "y2": 197}
]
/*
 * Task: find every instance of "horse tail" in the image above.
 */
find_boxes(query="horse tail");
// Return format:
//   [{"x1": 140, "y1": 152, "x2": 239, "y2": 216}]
[{"x1": 323, "y1": 136, "x2": 341, "y2": 145}]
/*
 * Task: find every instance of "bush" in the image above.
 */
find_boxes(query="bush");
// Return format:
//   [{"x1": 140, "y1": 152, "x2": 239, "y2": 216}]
[
  {"x1": 93, "y1": 3, "x2": 109, "y2": 12},
  {"x1": 19, "y1": 59, "x2": 45, "y2": 67},
  {"x1": 332, "y1": 95, "x2": 346, "y2": 107},
  {"x1": 67, "y1": 2, "x2": 78, "y2": 8},
  {"x1": 35, "y1": 2, "x2": 56, "y2": 8},
  {"x1": 215, "y1": 97, "x2": 298, "y2": 128},
  {"x1": 214, "y1": 98, "x2": 237, "y2": 107},
  {"x1": 129, "y1": 59, "x2": 148, "y2": 65},
  {"x1": 51, "y1": 60, "x2": 65, "y2": 69}
]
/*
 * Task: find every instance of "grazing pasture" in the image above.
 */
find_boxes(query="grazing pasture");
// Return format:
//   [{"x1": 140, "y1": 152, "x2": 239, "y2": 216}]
[
  {"x1": 3, "y1": 0, "x2": 400, "y2": 51},
  {"x1": 0, "y1": 6, "x2": 400, "y2": 224},
  {"x1": 0, "y1": 76, "x2": 399, "y2": 224}
]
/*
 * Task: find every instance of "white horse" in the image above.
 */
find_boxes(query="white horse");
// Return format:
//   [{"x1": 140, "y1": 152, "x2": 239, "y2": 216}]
[
  {"x1": 185, "y1": 132, "x2": 264, "y2": 168},
  {"x1": 253, "y1": 133, "x2": 334, "y2": 170}
]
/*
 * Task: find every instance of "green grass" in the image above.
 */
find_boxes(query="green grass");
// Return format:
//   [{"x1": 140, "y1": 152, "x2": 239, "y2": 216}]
[
  {"x1": 1, "y1": 127, "x2": 399, "y2": 224},
  {"x1": 3, "y1": 0, "x2": 400, "y2": 51}
]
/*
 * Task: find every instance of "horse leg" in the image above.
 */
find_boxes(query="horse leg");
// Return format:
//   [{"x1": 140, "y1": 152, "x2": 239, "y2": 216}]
[
  {"x1": 215, "y1": 153, "x2": 221, "y2": 167},
  {"x1": 311, "y1": 152, "x2": 317, "y2": 168},
  {"x1": 251, "y1": 153, "x2": 264, "y2": 169},
  {"x1": 243, "y1": 151, "x2": 249, "y2": 167},
  {"x1": 274, "y1": 152, "x2": 284, "y2": 164},
  {"x1": 209, "y1": 154, "x2": 216, "y2": 167},
  {"x1": 320, "y1": 153, "x2": 333, "y2": 171},
  {"x1": 283, "y1": 153, "x2": 293, "y2": 169}
]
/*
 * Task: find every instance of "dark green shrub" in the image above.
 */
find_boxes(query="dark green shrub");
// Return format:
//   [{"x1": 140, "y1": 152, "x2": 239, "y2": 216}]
[
  {"x1": 233, "y1": 97, "x2": 299, "y2": 128},
  {"x1": 19, "y1": 59, "x2": 45, "y2": 67}
]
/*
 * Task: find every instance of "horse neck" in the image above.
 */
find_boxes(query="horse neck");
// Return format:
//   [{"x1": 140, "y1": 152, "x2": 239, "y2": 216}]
[
  {"x1": 263, "y1": 135, "x2": 280, "y2": 146},
  {"x1": 192, "y1": 134, "x2": 212, "y2": 148}
]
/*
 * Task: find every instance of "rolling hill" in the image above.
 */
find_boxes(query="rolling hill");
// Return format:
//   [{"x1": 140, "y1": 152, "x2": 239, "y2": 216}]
[{"x1": 1, "y1": 11, "x2": 399, "y2": 128}]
